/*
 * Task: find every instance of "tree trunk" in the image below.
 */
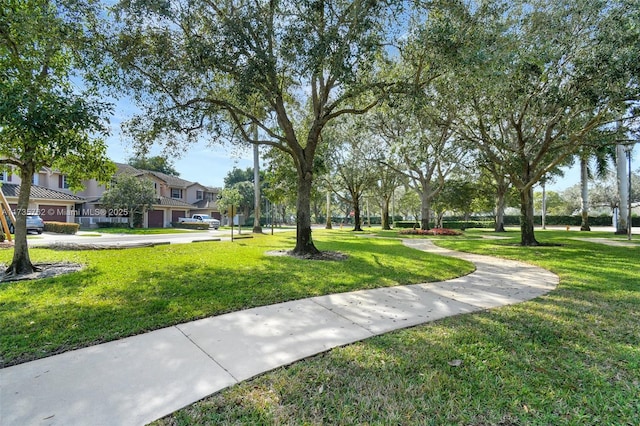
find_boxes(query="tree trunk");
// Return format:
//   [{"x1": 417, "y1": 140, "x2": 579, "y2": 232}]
[
  {"x1": 580, "y1": 157, "x2": 590, "y2": 231},
  {"x1": 519, "y1": 186, "x2": 539, "y2": 246},
  {"x1": 495, "y1": 189, "x2": 506, "y2": 232},
  {"x1": 293, "y1": 166, "x2": 320, "y2": 255},
  {"x1": 420, "y1": 185, "x2": 431, "y2": 230},
  {"x1": 325, "y1": 191, "x2": 332, "y2": 229},
  {"x1": 352, "y1": 197, "x2": 362, "y2": 231},
  {"x1": 6, "y1": 165, "x2": 37, "y2": 276},
  {"x1": 381, "y1": 196, "x2": 391, "y2": 230}
]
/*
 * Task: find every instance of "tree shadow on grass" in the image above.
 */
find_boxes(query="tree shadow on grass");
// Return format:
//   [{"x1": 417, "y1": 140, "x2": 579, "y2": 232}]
[
  {"x1": 0, "y1": 237, "x2": 469, "y2": 367},
  {"x1": 217, "y1": 289, "x2": 640, "y2": 425}
]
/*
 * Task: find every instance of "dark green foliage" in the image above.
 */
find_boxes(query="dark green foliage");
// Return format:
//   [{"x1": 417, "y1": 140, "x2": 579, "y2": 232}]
[
  {"x1": 171, "y1": 222, "x2": 208, "y2": 230},
  {"x1": 95, "y1": 222, "x2": 129, "y2": 229},
  {"x1": 43, "y1": 222, "x2": 79, "y2": 234},
  {"x1": 393, "y1": 221, "x2": 421, "y2": 229},
  {"x1": 127, "y1": 155, "x2": 179, "y2": 176}
]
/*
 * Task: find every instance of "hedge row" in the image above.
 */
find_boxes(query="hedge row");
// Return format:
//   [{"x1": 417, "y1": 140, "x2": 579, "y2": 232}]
[
  {"x1": 394, "y1": 215, "x2": 637, "y2": 229},
  {"x1": 393, "y1": 220, "x2": 494, "y2": 230},
  {"x1": 394, "y1": 221, "x2": 421, "y2": 228},
  {"x1": 440, "y1": 215, "x2": 617, "y2": 227},
  {"x1": 44, "y1": 221, "x2": 79, "y2": 234},
  {"x1": 171, "y1": 222, "x2": 209, "y2": 230},
  {"x1": 500, "y1": 215, "x2": 616, "y2": 226},
  {"x1": 96, "y1": 222, "x2": 130, "y2": 229},
  {"x1": 442, "y1": 221, "x2": 494, "y2": 230}
]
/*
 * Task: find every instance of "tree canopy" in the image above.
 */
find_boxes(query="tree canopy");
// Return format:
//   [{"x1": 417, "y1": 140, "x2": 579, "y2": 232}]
[
  {"x1": 100, "y1": 173, "x2": 156, "y2": 228},
  {"x1": 88, "y1": 0, "x2": 639, "y2": 246},
  {"x1": 0, "y1": 0, "x2": 114, "y2": 275},
  {"x1": 451, "y1": 0, "x2": 639, "y2": 244},
  {"x1": 127, "y1": 155, "x2": 180, "y2": 176}
]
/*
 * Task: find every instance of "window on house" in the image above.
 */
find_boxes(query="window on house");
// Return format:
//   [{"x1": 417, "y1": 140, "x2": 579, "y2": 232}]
[
  {"x1": 171, "y1": 188, "x2": 182, "y2": 199},
  {"x1": 0, "y1": 168, "x2": 12, "y2": 182},
  {"x1": 196, "y1": 190, "x2": 203, "y2": 201},
  {"x1": 59, "y1": 175, "x2": 70, "y2": 189},
  {"x1": 32, "y1": 174, "x2": 38, "y2": 185}
]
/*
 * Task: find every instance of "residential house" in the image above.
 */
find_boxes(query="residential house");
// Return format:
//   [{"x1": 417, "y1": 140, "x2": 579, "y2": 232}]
[
  {"x1": 140, "y1": 169, "x2": 200, "y2": 227},
  {"x1": 0, "y1": 166, "x2": 85, "y2": 223},
  {"x1": 186, "y1": 183, "x2": 221, "y2": 219},
  {"x1": 1, "y1": 162, "x2": 221, "y2": 228}
]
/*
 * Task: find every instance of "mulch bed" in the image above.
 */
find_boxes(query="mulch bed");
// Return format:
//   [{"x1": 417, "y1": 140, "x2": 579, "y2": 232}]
[
  {"x1": 398, "y1": 228, "x2": 463, "y2": 236},
  {"x1": 265, "y1": 250, "x2": 348, "y2": 261},
  {"x1": 0, "y1": 262, "x2": 84, "y2": 282}
]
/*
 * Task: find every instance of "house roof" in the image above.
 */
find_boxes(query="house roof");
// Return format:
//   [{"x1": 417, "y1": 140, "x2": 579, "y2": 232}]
[
  {"x1": 193, "y1": 199, "x2": 218, "y2": 209},
  {"x1": 186, "y1": 181, "x2": 207, "y2": 190},
  {"x1": 155, "y1": 196, "x2": 194, "y2": 208},
  {"x1": 147, "y1": 170, "x2": 194, "y2": 188},
  {"x1": 89, "y1": 195, "x2": 194, "y2": 209},
  {"x1": 1, "y1": 183, "x2": 85, "y2": 202},
  {"x1": 113, "y1": 162, "x2": 218, "y2": 191},
  {"x1": 114, "y1": 163, "x2": 145, "y2": 177}
]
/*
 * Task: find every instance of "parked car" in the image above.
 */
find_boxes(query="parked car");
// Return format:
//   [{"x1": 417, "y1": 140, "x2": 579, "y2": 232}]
[
  {"x1": 4, "y1": 214, "x2": 45, "y2": 234},
  {"x1": 178, "y1": 214, "x2": 220, "y2": 230}
]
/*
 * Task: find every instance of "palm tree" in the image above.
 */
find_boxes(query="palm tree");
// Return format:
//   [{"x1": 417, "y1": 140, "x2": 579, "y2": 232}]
[{"x1": 577, "y1": 135, "x2": 616, "y2": 231}]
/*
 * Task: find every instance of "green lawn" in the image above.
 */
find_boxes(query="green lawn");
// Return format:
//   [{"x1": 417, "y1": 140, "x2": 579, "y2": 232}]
[
  {"x1": 154, "y1": 229, "x2": 640, "y2": 425},
  {"x1": 0, "y1": 230, "x2": 473, "y2": 366}
]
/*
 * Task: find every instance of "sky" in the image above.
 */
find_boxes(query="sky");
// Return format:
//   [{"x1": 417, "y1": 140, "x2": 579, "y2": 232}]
[
  {"x1": 543, "y1": 144, "x2": 640, "y2": 192},
  {"x1": 104, "y1": 99, "x2": 254, "y2": 189},
  {"x1": 105, "y1": 135, "x2": 254, "y2": 189}
]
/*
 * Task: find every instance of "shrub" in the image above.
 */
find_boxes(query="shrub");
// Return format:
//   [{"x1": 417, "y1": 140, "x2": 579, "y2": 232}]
[
  {"x1": 399, "y1": 227, "x2": 463, "y2": 236},
  {"x1": 394, "y1": 221, "x2": 421, "y2": 229},
  {"x1": 171, "y1": 222, "x2": 208, "y2": 230},
  {"x1": 44, "y1": 221, "x2": 79, "y2": 234},
  {"x1": 96, "y1": 222, "x2": 129, "y2": 229},
  {"x1": 441, "y1": 220, "x2": 494, "y2": 230}
]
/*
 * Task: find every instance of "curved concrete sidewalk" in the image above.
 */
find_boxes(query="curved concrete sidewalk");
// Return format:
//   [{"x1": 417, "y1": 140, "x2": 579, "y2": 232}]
[{"x1": 0, "y1": 240, "x2": 558, "y2": 426}]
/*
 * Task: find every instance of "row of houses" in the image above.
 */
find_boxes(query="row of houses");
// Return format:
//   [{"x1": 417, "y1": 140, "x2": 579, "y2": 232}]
[{"x1": 0, "y1": 163, "x2": 221, "y2": 228}]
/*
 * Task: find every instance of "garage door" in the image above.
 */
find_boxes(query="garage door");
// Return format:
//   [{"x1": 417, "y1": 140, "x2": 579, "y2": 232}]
[
  {"x1": 172, "y1": 210, "x2": 186, "y2": 223},
  {"x1": 39, "y1": 204, "x2": 67, "y2": 222},
  {"x1": 147, "y1": 210, "x2": 164, "y2": 228}
]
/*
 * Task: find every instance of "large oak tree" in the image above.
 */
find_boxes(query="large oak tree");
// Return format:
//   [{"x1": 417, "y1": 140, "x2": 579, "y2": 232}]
[
  {"x1": 454, "y1": 0, "x2": 638, "y2": 245},
  {"x1": 100, "y1": 0, "x2": 401, "y2": 255}
]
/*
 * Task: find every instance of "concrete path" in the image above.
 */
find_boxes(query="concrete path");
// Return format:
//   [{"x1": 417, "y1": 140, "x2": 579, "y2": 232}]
[
  {"x1": 0, "y1": 240, "x2": 558, "y2": 426},
  {"x1": 572, "y1": 237, "x2": 639, "y2": 247}
]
